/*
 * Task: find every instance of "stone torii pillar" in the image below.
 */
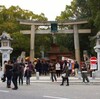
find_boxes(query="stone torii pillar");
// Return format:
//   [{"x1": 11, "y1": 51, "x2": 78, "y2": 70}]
[
  {"x1": 30, "y1": 25, "x2": 35, "y2": 62},
  {"x1": 74, "y1": 24, "x2": 80, "y2": 64}
]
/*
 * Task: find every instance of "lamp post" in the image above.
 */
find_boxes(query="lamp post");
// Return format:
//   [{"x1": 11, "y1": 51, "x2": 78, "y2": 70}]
[
  {"x1": 0, "y1": 31, "x2": 13, "y2": 73},
  {"x1": 94, "y1": 31, "x2": 100, "y2": 77}
]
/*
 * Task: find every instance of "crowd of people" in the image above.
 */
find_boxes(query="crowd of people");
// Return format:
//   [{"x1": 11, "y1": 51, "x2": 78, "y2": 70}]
[
  {"x1": 2, "y1": 59, "x2": 33, "y2": 90},
  {"x1": 34, "y1": 59, "x2": 80, "y2": 77},
  {"x1": 1, "y1": 58, "x2": 90, "y2": 90}
]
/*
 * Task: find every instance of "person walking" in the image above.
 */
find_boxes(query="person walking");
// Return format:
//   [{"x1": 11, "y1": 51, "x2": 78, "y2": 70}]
[
  {"x1": 4, "y1": 60, "x2": 13, "y2": 88},
  {"x1": 24, "y1": 66, "x2": 32, "y2": 85},
  {"x1": 28, "y1": 61, "x2": 34, "y2": 73},
  {"x1": 12, "y1": 61, "x2": 20, "y2": 90},
  {"x1": 68, "y1": 60, "x2": 72, "y2": 76},
  {"x1": 49, "y1": 61, "x2": 57, "y2": 82},
  {"x1": 35, "y1": 59, "x2": 42, "y2": 76},
  {"x1": 1, "y1": 60, "x2": 8, "y2": 82},
  {"x1": 18, "y1": 60, "x2": 25, "y2": 85},
  {"x1": 81, "y1": 62, "x2": 89, "y2": 83},
  {"x1": 55, "y1": 61, "x2": 61, "y2": 77},
  {"x1": 74, "y1": 61, "x2": 79, "y2": 76},
  {"x1": 60, "y1": 60, "x2": 69, "y2": 86},
  {"x1": 42, "y1": 60, "x2": 49, "y2": 76}
]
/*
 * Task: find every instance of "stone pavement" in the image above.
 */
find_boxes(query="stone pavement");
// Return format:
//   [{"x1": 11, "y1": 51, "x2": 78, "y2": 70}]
[
  {"x1": 0, "y1": 76, "x2": 100, "y2": 84},
  {"x1": 29, "y1": 75, "x2": 100, "y2": 85},
  {"x1": 0, "y1": 70, "x2": 100, "y2": 84}
]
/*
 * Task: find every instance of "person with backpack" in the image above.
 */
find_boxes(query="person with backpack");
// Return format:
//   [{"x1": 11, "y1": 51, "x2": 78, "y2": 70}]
[{"x1": 81, "y1": 62, "x2": 89, "y2": 83}]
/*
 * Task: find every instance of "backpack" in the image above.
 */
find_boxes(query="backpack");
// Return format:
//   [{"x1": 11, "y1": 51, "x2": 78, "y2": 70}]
[
  {"x1": 13, "y1": 63, "x2": 20, "y2": 75},
  {"x1": 19, "y1": 63, "x2": 24, "y2": 74}
]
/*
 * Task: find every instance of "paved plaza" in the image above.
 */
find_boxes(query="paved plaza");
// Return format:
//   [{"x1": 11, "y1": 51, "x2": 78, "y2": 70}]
[
  {"x1": 0, "y1": 79, "x2": 100, "y2": 99},
  {"x1": 0, "y1": 71, "x2": 100, "y2": 99}
]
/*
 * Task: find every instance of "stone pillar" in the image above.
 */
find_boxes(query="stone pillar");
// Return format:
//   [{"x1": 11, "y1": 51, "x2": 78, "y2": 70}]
[
  {"x1": 94, "y1": 45, "x2": 100, "y2": 77},
  {"x1": 97, "y1": 52, "x2": 100, "y2": 71},
  {"x1": 94, "y1": 31, "x2": 100, "y2": 77},
  {"x1": 73, "y1": 24, "x2": 80, "y2": 64},
  {"x1": 30, "y1": 25, "x2": 35, "y2": 62}
]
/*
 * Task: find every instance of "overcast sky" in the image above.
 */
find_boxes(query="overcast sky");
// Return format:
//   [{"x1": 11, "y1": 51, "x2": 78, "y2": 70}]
[{"x1": 0, "y1": 0, "x2": 72, "y2": 20}]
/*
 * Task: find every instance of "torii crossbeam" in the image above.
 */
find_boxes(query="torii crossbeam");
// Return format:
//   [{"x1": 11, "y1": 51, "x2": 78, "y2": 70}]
[{"x1": 18, "y1": 19, "x2": 91, "y2": 64}]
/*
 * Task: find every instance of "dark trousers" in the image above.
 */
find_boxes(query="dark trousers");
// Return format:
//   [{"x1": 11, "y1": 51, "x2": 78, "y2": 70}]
[
  {"x1": 19, "y1": 74, "x2": 23, "y2": 85},
  {"x1": 51, "y1": 72, "x2": 57, "y2": 82},
  {"x1": 61, "y1": 77, "x2": 69, "y2": 85},
  {"x1": 68, "y1": 70, "x2": 72, "y2": 76},
  {"x1": 82, "y1": 73, "x2": 89, "y2": 82},
  {"x1": 6, "y1": 76, "x2": 12, "y2": 87},
  {"x1": 56, "y1": 70, "x2": 61, "y2": 77},
  {"x1": 12, "y1": 74, "x2": 18, "y2": 89},
  {"x1": 26, "y1": 77, "x2": 30, "y2": 85}
]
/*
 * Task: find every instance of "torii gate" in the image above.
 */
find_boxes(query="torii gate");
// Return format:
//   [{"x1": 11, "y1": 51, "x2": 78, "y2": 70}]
[{"x1": 18, "y1": 19, "x2": 91, "y2": 64}]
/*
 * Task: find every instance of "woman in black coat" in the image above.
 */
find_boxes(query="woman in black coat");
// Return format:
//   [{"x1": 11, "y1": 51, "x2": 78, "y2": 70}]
[
  {"x1": 4, "y1": 60, "x2": 13, "y2": 88},
  {"x1": 24, "y1": 66, "x2": 32, "y2": 85}
]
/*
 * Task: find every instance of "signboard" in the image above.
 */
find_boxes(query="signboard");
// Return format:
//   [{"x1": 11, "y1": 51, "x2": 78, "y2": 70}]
[{"x1": 90, "y1": 57, "x2": 97, "y2": 70}]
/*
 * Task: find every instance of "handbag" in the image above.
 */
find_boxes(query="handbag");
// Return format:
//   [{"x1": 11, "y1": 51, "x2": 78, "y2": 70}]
[
  {"x1": 61, "y1": 73, "x2": 66, "y2": 77},
  {"x1": 1, "y1": 74, "x2": 6, "y2": 82}
]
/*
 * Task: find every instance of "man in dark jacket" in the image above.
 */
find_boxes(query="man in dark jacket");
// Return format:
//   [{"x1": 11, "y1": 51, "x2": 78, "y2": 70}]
[
  {"x1": 35, "y1": 59, "x2": 42, "y2": 75},
  {"x1": 81, "y1": 63, "x2": 89, "y2": 83},
  {"x1": 12, "y1": 62, "x2": 20, "y2": 90},
  {"x1": 18, "y1": 61, "x2": 25, "y2": 85}
]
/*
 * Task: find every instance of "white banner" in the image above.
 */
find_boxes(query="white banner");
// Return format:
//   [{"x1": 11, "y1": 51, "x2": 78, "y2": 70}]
[{"x1": 90, "y1": 64, "x2": 97, "y2": 70}]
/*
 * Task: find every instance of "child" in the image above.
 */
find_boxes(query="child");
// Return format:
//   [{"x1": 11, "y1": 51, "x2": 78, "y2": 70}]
[{"x1": 24, "y1": 66, "x2": 31, "y2": 85}]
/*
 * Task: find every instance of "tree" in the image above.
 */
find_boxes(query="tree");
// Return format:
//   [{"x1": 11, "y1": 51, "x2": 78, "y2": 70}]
[
  {"x1": 35, "y1": 34, "x2": 52, "y2": 58},
  {"x1": 11, "y1": 32, "x2": 30, "y2": 58},
  {"x1": 0, "y1": 5, "x2": 48, "y2": 59},
  {"x1": 0, "y1": 5, "x2": 47, "y2": 34},
  {"x1": 88, "y1": 0, "x2": 100, "y2": 30},
  {"x1": 55, "y1": 0, "x2": 94, "y2": 59}
]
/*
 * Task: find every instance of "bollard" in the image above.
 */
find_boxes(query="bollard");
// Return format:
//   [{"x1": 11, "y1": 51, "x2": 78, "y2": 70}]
[
  {"x1": 36, "y1": 72, "x2": 39, "y2": 80},
  {"x1": 49, "y1": 73, "x2": 51, "y2": 80},
  {"x1": 78, "y1": 71, "x2": 82, "y2": 79},
  {"x1": 92, "y1": 71, "x2": 95, "y2": 79},
  {"x1": 0, "y1": 71, "x2": 3, "y2": 78}
]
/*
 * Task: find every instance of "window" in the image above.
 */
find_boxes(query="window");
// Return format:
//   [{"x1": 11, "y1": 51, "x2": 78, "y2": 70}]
[{"x1": 3, "y1": 42, "x2": 8, "y2": 46}]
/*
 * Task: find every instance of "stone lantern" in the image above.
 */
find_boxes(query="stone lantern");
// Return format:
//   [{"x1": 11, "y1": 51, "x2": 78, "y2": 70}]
[
  {"x1": 0, "y1": 31, "x2": 13, "y2": 72},
  {"x1": 94, "y1": 31, "x2": 100, "y2": 77}
]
